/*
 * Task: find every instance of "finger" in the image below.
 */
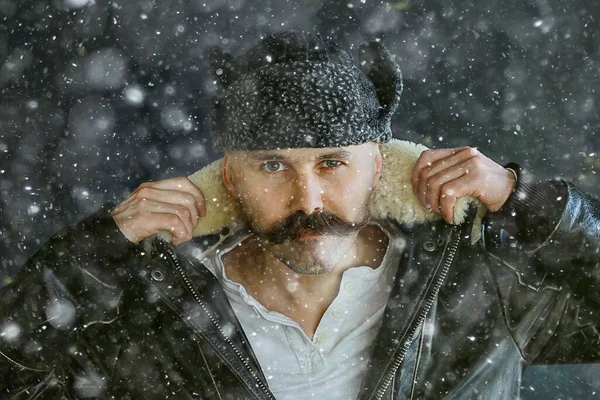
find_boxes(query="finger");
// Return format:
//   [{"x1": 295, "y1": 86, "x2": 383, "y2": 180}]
[
  {"x1": 112, "y1": 201, "x2": 190, "y2": 244},
  {"x1": 439, "y1": 175, "x2": 477, "y2": 223},
  {"x1": 439, "y1": 183, "x2": 459, "y2": 223},
  {"x1": 424, "y1": 147, "x2": 478, "y2": 181},
  {"x1": 425, "y1": 162, "x2": 470, "y2": 215},
  {"x1": 411, "y1": 146, "x2": 472, "y2": 188},
  {"x1": 140, "y1": 177, "x2": 206, "y2": 217},
  {"x1": 152, "y1": 213, "x2": 191, "y2": 246},
  {"x1": 415, "y1": 147, "x2": 477, "y2": 207},
  {"x1": 133, "y1": 199, "x2": 194, "y2": 242},
  {"x1": 149, "y1": 202, "x2": 194, "y2": 241},
  {"x1": 132, "y1": 187, "x2": 199, "y2": 225}
]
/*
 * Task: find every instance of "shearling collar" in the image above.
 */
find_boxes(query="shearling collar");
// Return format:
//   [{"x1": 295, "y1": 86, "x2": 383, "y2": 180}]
[{"x1": 188, "y1": 139, "x2": 482, "y2": 237}]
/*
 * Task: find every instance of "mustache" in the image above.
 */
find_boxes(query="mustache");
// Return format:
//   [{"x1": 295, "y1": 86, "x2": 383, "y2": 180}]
[{"x1": 257, "y1": 210, "x2": 369, "y2": 244}]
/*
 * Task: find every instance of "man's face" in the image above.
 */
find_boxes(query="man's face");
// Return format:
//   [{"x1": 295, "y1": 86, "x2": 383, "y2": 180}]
[{"x1": 222, "y1": 142, "x2": 382, "y2": 275}]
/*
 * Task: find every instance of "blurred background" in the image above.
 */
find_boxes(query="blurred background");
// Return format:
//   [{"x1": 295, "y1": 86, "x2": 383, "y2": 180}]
[{"x1": 0, "y1": 0, "x2": 598, "y2": 398}]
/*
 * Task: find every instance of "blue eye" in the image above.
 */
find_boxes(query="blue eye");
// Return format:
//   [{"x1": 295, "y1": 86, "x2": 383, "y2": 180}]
[
  {"x1": 321, "y1": 160, "x2": 343, "y2": 169},
  {"x1": 262, "y1": 161, "x2": 286, "y2": 172}
]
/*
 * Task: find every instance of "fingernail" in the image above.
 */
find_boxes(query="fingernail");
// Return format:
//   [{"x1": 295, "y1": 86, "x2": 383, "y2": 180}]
[{"x1": 471, "y1": 148, "x2": 478, "y2": 156}]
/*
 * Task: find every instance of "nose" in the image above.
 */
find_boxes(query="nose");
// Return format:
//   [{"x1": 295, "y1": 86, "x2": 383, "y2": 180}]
[{"x1": 291, "y1": 172, "x2": 324, "y2": 214}]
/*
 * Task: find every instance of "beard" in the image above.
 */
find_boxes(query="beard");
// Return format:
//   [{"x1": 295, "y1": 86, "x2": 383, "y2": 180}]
[{"x1": 249, "y1": 209, "x2": 371, "y2": 275}]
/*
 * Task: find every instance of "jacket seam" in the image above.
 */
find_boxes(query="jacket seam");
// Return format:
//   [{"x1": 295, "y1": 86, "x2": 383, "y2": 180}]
[
  {"x1": 0, "y1": 348, "x2": 51, "y2": 372},
  {"x1": 198, "y1": 341, "x2": 224, "y2": 400},
  {"x1": 484, "y1": 260, "x2": 528, "y2": 363},
  {"x1": 487, "y1": 252, "x2": 562, "y2": 292},
  {"x1": 526, "y1": 180, "x2": 570, "y2": 255},
  {"x1": 109, "y1": 344, "x2": 123, "y2": 393}
]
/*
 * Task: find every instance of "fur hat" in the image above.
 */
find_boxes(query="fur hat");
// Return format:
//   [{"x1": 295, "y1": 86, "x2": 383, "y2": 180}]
[{"x1": 209, "y1": 32, "x2": 403, "y2": 150}]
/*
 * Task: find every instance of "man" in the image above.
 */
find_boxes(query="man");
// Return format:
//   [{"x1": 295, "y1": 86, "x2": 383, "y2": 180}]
[{"x1": 1, "y1": 32, "x2": 599, "y2": 399}]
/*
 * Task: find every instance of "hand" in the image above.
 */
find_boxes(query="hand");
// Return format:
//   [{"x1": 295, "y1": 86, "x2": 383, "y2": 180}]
[
  {"x1": 411, "y1": 146, "x2": 516, "y2": 223},
  {"x1": 110, "y1": 177, "x2": 206, "y2": 246}
]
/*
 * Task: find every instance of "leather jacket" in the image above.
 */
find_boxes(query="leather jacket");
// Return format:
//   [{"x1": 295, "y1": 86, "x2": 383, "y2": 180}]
[{"x1": 1, "y1": 166, "x2": 599, "y2": 399}]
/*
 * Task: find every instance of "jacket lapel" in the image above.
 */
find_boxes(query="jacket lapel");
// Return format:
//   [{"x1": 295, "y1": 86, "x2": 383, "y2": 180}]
[
  {"x1": 142, "y1": 236, "x2": 273, "y2": 399},
  {"x1": 358, "y1": 220, "x2": 458, "y2": 399}
]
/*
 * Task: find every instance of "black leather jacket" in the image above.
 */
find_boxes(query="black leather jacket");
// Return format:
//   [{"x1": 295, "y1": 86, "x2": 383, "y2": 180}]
[{"x1": 1, "y1": 170, "x2": 599, "y2": 399}]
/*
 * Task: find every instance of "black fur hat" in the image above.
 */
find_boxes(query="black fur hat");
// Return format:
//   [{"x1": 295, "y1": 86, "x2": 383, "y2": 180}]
[{"x1": 209, "y1": 32, "x2": 402, "y2": 151}]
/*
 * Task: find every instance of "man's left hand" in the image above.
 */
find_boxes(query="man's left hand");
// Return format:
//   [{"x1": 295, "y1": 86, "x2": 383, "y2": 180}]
[{"x1": 411, "y1": 146, "x2": 517, "y2": 223}]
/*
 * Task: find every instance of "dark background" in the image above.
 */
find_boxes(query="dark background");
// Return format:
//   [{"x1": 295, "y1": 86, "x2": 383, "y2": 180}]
[{"x1": 0, "y1": 0, "x2": 599, "y2": 398}]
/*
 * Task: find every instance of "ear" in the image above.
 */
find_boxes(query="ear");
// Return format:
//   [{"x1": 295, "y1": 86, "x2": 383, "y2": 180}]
[
  {"x1": 221, "y1": 154, "x2": 237, "y2": 198},
  {"x1": 358, "y1": 42, "x2": 403, "y2": 123}
]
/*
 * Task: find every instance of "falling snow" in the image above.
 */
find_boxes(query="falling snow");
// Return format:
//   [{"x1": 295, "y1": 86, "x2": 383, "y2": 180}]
[{"x1": 0, "y1": 0, "x2": 599, "y2": 398}]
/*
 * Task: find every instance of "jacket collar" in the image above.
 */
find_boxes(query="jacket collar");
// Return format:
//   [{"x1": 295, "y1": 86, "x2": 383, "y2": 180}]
[{"x1": 187, "y1": 139, "x2": 482, "y2": 237}]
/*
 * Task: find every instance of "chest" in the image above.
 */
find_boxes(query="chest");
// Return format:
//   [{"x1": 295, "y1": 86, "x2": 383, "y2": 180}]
[{"x1": 227, "y1": 279, "x2": 393, "y2": 400}]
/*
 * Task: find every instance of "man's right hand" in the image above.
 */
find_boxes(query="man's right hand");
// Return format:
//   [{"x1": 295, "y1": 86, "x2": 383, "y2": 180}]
[{"x1": 110, "y1": 177, "x2": 206, "y2": 246}]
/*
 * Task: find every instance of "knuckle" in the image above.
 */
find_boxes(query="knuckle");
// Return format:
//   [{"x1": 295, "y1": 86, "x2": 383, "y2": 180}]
[
  {"x1": 176, "y1": 222, "x2": 186, "y2": 232},
  {"x1": 420, "y1": 168, "x2": 432, "y2": 181},
  {"x1": 417, "y1": 151, "x2": 429, "y2": 162},
  {"x1": 177, "y1": 177, "x2": 192, "y2": 186},
  {"x1": 440, "y1": 192, "x2": 451, "y2": 204},
  {"x1": 172, "y1": 205, "x2": 186, "y2": 218},
  {"x1": 137, "y1": 187, "x2": 152, "y2": 196},
  {"x1": 182, "y1": 193, "x2": 196, "y2": 205},
  {"x1": 180, "y1": 207, "x2": 192, "y2": 219},
  {"x1": 192, "y1": 187, "x2": 204, "y2": 199},
  {"x1": 440, "y1": 185, "x2": 453, "y2": 197},
  {"x1": 130, "y1": 201, "x2": 142, "y2": 212},
  {"x1": 167, "y1": 214, "x2": 180, "y2": 225},
  {"x1": 429, "y1": 176, "x2": 443, "y2": 188}
]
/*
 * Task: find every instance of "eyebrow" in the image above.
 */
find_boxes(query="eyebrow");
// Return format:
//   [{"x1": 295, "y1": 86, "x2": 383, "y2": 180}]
[
  {"x1": 315, "y1": 150, "x2": 353, "y2": 160},
  {"x1": 247, "y1": 150, "x2": 353, "y2": 162},
  {"x1": 246, "y1": 153, "x2": 288, "y2": 162}
]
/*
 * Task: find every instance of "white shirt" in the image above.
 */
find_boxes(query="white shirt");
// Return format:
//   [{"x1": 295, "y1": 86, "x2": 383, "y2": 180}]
[{"x1": 203, "y1": 226, "x2": 405, "y2": 400}]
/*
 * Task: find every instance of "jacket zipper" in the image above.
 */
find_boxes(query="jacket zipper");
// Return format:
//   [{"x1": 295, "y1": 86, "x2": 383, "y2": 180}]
[
  {"x1": 160, "y1": 243, "x2": 275, "y2": 400},
  {"x1": 374, "y1": 228, "x2": 460, "y2": 400}
]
